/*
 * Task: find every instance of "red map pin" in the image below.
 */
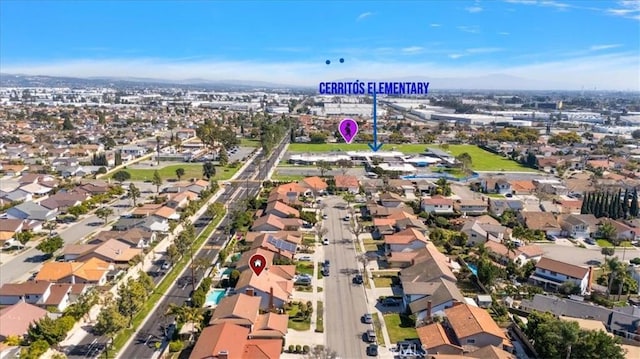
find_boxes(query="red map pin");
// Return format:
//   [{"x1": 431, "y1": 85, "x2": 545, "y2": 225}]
[{"x1": 249, "y1": 254, "x2": 267, "y2": 276}]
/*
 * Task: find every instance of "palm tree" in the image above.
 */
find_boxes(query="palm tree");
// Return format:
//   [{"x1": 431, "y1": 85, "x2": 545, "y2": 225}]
[
  {"x1": 604, "y1": 257, "x2": 622, "y2": 299},
  {"x1": 128, "y1": 183, "x2": 140, "y2": 207},
  {"x1": 175, "y1": 167, "x2": 185, "y2": 181},
  {"x1": 165, "y1": 303, "x2": 203, "y2": 327},
  {"x1": 435, "y1": 178, "x2": 451, "y2": 196}
]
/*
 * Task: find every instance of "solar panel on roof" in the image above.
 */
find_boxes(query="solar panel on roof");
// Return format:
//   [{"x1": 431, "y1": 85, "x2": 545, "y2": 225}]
[{"x1": 266, "y1": 236, "x2": 297, "y2": 253}]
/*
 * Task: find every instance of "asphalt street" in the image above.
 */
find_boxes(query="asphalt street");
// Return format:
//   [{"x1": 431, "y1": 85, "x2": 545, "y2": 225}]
[
  {"x1": 323, "y1": 196, "x2": 369, "y2": 358},
  {"x1": 113, "y1": 137, "x2": 288, "y2": 359}
]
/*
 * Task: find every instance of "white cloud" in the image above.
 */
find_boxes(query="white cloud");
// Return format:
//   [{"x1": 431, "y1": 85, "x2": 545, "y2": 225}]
[
  {"x1": 357, "y1": 12, "x2": 372, "y2": 21},
  {"x1": 505, "y1": 0, "x2": 570, "y2": 9},
  {"x1": 402, "y1": 46, "x2": 424, "y2": 54},
  {"x1": 498, "y1": 32, "x2": 510, "y2": 35},
  {"x1": 466, "y1": 47, "x2": 504, "y2": 54},
  {"x1": 590, "y1": 44, "x2": 623, "y2": 51},
  {"x1": 457, "y1": 26, "x2": 480, "y2": 33},
  {"x1": 465, "y1": 6, "x2": 483, "y2": 13},
  {"x1": 2, "y1": 52, "x2": 638, "y2": 90},
  {"x1": 607, "y1": 0, "x2": 640, "y2": 20},
  {"x1": 430, "y1": 23, "x2": 441, "y2": 27}
]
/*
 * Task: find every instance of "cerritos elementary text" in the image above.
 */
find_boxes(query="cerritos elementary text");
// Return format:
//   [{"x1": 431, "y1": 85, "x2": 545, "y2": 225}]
[{"x1": 318, "y1": 81, "x2": 430, "y2": 95}]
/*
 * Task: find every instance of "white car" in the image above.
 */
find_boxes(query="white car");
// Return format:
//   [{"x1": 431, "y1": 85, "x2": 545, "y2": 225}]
[
  {"x1": 298, "y1": 255, "x2": 312, "y2": 261},
  {"x1": 323, "y1": 238, "x2": 330, "y2": 245}
]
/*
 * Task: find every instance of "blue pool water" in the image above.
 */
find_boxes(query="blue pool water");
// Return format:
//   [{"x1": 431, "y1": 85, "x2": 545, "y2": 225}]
[
  {"x1": 205, "y1": 289, "x2": 226, "y2": 306},
  {"x1": 467, "y1": 263, "x2": 478, "y2": 276}
]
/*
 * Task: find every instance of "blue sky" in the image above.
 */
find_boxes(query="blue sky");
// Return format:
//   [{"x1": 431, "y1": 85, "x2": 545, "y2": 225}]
[{"x1": 1, "y1": 0, "x2": 639, "y2": 90}]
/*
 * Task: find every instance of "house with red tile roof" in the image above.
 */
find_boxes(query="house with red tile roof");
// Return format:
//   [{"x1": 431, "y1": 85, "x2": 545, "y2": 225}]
[
  {"x1": 189, "y1": 322, "x2": 282, "y2": 359},
  {"x1": 234, "y1": 268, "x2": 293, "y2": 311},
  {"x1": 35, "y1": 258, "x2": 113, "y2": 285},
  {"x1": 251, "y1": 214, "x2": 302, "y2": 232},
  {"x1": 443, "y1": 303, "x2": 512, "y2": 353},
  {"x1": 384, "y1": 228, "x2": 429, "y2": 255},
  {"x1": 208, "y1": 293, "x2": 288, "y2": 339},
  {"x1": 300, "y1": 176, "x2": 327, "y2": 193},
  {"x1": 417, "y1": 322, "x2": 464, "y2": 355},
  {"x1": 530, "y1": 257, "x2": 593, "y2": 295},
  {"x1": 334, "y1": 175, "x2": 359, "y2": 193},
  {"x1": 264, "y1": 200, "x2": 299, "y2": 218}
]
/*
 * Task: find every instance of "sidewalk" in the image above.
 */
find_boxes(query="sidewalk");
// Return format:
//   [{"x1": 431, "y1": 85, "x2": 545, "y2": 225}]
[{"x1": 60, "y1": 149, "x2": 263, "y2": 351}]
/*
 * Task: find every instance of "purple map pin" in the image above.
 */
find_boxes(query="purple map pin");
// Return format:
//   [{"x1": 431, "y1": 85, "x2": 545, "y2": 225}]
[{"x1": 339, "y1": 118, "x2": 358, "y2": 144}]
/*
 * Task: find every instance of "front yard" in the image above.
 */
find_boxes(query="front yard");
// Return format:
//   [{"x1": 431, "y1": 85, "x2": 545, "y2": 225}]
[
  {"x1": 295, "y1": 262, "x2": 314, "y2": 276},
  {"x1": 596, "y1": 239, "x2": 633, "y2": 247},
  {"x1": 382, "y1": 313, "x2": 418, "y2": 344},
  {"x1": 287, "y1": 301, "x2": 312, "y2": 331}
]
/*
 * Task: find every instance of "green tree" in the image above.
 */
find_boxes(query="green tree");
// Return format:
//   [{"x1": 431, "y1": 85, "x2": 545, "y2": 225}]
[
  {"x1": 455, "y1": 152, "x2": 473, "y2": 173},
  {"x1": 112, "y1": 170, "x2": 131, "y2": 183},
  {"x1": 218, "y1": 150, "x2": 229, "y2": 166},
  {"x1": 27, "y1": 315, "x2": 75, "y2": 345},
  {"x1": 165, "y1": 303, "x2": 203, "y2": 326},
  {"x1": 434, "y1": 178, "x2": 452, "y2": 196},
  {"x1": 42, "y1": 221, "x2": 58, "y2": 236},
  {"x1": 316, "y1": 160, "x2": 332, "y2": 177},
  {"x1": 117, "y1": 278, "x2": 148, "y2": 327},
  {"x1": 94, "y1": 303, "x2": 127, "y2": 358},
  {"x1": 336, "y1": 159, "x2": 353, "y2": 175},
  {"x1": 342, "y1": 192, "x2": 356, "y2": 206},
  {"x1": 202, "y1": 161, "x2": 216, "y2": 180},
  {"x1": 128, "y1": 182, "x2": 140, "y2": 206},
  {"x1": 36, "y1": 236, "x2": 64, "y2": 257},
  {"x1": 175, "y1": 167, "x2": 185, "y2": 181},
  {"x1": 599, "y1": 221, "x2": 618, "y2": 243},
  {"x1": 631, "y1": 189, "x2": 639, "y2": 217},
  {"x1": 62, "y1": 117, "x2": 74, "y2": 130},
  {"x1": 152, "y1": 169, "x2": 163, "y2": 194},
  {"x1": 95, "y1": 207, "x2": 114, "y2": 225},
  {"x1": 166, "y1": 243, "x2": 180, "y2": 265}
]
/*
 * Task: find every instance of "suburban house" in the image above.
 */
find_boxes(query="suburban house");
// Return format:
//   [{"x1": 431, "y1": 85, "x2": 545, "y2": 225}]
[
  {"x1": 250, "y1": 233, "x2": 300, "y2": 260},
  {"x1": 519, "y1": 211, "x2": 562, "y2": 236},
  {"x1": 599, "y1": 218, "x2": 638, "y2": 241},
  {"x1": 40, "y1": 192, "x2": 88, "y2": 213},
  {"x1": 0, "y1": 281, "x2": 52, "y2": 306},
  {"x1": 509, "y1": 180, "x2": 536, "y2": 195},
  {"x1": 421, "y1": 196, "x2": 454, "y2": 214},
  {"x1": 234, "y1": 268, "x2": 293, "y2": 311},
  {"x1": 63, "y1": 239, "x2": 143, "y2": 265},
  {"x1": 0, "y1": 218, "x2": 25, "y2": 246},
  {"x1": 300, "y1": 176, "x2": 327, "y2": 195},
  {"x1": 558, "y1": 214, "x2": 599, "y2": 239},
  {"x1": 461, "y1": 217, "x2": 512, "y2": 246},
  {"x1": 89, "y1": 228, "x2": 157, "y2": 248},
  {"x1": 250, "y1": 214, "x2": 303, "y2": 232},
  {"x1": 0, "y1": 302, "x2": 49, "y2": 341},
  {"x1": 384, "y1": 228, "x2": 429, "y2": 255},
  {"x1": 334, "y1": 175, "x2": 360, "y2": 193},
  {"x1": 483, "y1": 240, "x2": 543, "y2": 266},
  {"x1": 488, "y1": 199, "x2": 523, "y2": 217},
  {"x1": 189, "y1": 322, "x2": 282, "y2": 359},
  {"x1": 35, "y1": 258, "x2": 113, "y2": 285},
  {"x1": 273, "y1": 182, "x2": 310, "y2": 200},
  {"x1": 264, "y1": 199, "x2": 300, "y2": 218},
  {"x1": 379, "y1": 192, "x2": 405, "y2": 207},
  {"x1": 6, "y1": 201, "x2": 57, "y2": 222},
  {"x1": 529, "y1": 257, "x2": 593, "y2": 295},
  {"x1": 442, "y1": 303, "x2": 513, "y2": 352},
  {"x1": 208, "y1": 293, "x2": 288, "y2": 339},
  {"x1": 454, "y1": 199, "x2": 488, "y2": 216},
  {"x1": 417, "y1": 322, "x2": 463, "y2": 355}
]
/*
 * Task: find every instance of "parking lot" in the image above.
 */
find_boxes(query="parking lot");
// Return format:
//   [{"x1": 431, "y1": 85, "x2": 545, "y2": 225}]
[{"x1": 539, "y1": 242, "x2": 640, "y2": 267}]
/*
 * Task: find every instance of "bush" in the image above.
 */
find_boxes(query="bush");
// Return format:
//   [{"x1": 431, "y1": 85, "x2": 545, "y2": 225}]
[
  {"x1": 168, "y1": 340, "x2": 184, "y2": 352},
  {"x1": 631, "y1": 257, "x2": 640, "y2": 265},
  {"x1": 295, "y1": 345, "x2": 302, "y2": 353},
  {"x1": 288, "y1": 344, "x2": 294, "y2": 353},
  {"x1": 303, "y1": 345, "x2": 310, "y2": 354}
]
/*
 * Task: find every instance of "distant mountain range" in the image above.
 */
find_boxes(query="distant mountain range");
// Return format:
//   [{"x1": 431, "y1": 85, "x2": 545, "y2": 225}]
[{"x1": 0, "y1": 72, "x2": 602, "y2": 92}]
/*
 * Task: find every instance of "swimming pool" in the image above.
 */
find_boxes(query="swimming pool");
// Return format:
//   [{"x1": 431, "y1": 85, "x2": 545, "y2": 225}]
[
  {"x1": 467, "y1": 263, "x2": 478, "y2": 276},
  {"x1": 205, "y1": 288, "x2": 226, "y2": 307}
]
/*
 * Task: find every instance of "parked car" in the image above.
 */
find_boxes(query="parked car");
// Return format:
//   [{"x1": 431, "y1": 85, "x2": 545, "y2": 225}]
[
  {"x1": 322, "y1": 268, "x2": 330, "y2": 276},
  {"x1": 322, "y1": 214, "x2": 328, "y2": 219},
  {"x1": 323, "y1": 238, "x2": 330, "y2": 245},
  {"x1": 324, "y1": 260, "x2": 330, "y2": 268},
  {"x1": 353, "y1": 274, "x2": 364, "y2": 284},
  {"x1": 297, "y1": 255, "x2": 312, "y2": 262},
  {"x1": 362, "y1": 313, "x2": 373, "y2": 324},
  {"x1": 366, "y1": 344, "x2": 378, "y2": 356},
  {"x1": 381, "y1": 297, "x2": 402, "y2": 306},
  {"x1": 295, "y1": 276, "x2": 312, "y2": 286},
  {"x1": 365, "y1": 329, "x2": 377, "y2": 343},
  {"x1": 343, "y1": 215, "x2": 351, "y2": 221},
  {"x1": 161, "y1": 261, "x2": 172, "y2": 270},
  {"x1": 547, "y1": 234, "x2": 558, "y2": 241}
]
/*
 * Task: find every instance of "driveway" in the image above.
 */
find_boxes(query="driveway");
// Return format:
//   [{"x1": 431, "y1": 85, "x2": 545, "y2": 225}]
[{"x1": 322, "y1": 196, "x2": 370, "y2": 358}]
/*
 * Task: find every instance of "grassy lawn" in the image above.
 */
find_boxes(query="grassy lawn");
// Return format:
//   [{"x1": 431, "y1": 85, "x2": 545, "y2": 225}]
[
  {"x1": 120, "y1": 163, "x2": 239, "y2": 181},
  {"x1": 296, "y1": 262, "x2": 314, "y2": 276},
  {"x1": 271, "y1": 171, "x2": 305, "y2": 182},
  {"x1": 315, "y1": 301, "x2": 324, "y2": 333},
  {"x1": 372, "y1": 314, "x2": 385, "y2": 347},
  {"x1": 240, "y1": 138, "x2": 260, "y2": 147},
  {"x1": 596, "y1": 239, "x2": 633, "y2": 247},
  {"x1": 111, "y1": 209, "x2": 225, "y2": 356},
  {"x1": 427, "y1": 145, "x2": 536, "y2": 172},
  {"x1": 317, "y1": 262, "x2": 324, "y2": 279},
  {"x1": 433, "y1": 167, "x2": 467, "y2": 178},
  {"x1": 287, "y1": 302, "x2": 311, "y2": 331},
  {"x1": 372, "y1": 276, "x2": 395, "y2": 288},
  {"x1": 286, "y1": 143, "x2": 534, "y2": 172},
  {"x1": 383, "y1": 313, "x2": 418, "y2": 344},
  {"x1": 302, "y1": 235, "x2": 316, "y2": 246},
  {"x1": 317, "y1": 286, "x2": 323, "y2": 293}
]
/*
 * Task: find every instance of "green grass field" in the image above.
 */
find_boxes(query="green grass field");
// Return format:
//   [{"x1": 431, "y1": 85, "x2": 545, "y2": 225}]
[
  {"x1": 119, "y1": 164, "x2": 239, "y2": 181},
  {"x1": 286, "y1": 143, "x2": 535, "y2": 172},
  {"x1": 271, "y1": 172, "x2": 305, "y2": 182},
  {"x1": 240, "y1": 138, "x2": 260, "y2": 147},
  {"x1": 383, "y1": 313, "x2": 418, "y2": 344}
]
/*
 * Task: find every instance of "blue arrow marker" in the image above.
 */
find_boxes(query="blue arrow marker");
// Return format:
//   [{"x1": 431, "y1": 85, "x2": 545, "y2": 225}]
[{"x1": 368, "y1": 89, "x2": 383, "y2": 152}]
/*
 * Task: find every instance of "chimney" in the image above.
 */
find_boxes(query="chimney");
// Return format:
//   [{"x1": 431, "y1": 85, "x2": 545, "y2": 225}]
[
  {"x1": 269, "y1": 287, "x2": 274, "y2": 310},
  {"x1": 217, "y1": 350, "x2": 229, "y2": 359},
  {"x1": 587, "y1": 266, "x2": 594, "y2": 292},
  {"x1": 245, "y1": 288, "x2": 254, "y2": 296},
  {"x1": 426, "y1": 300, "x2": 432, "y2": 320}
]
